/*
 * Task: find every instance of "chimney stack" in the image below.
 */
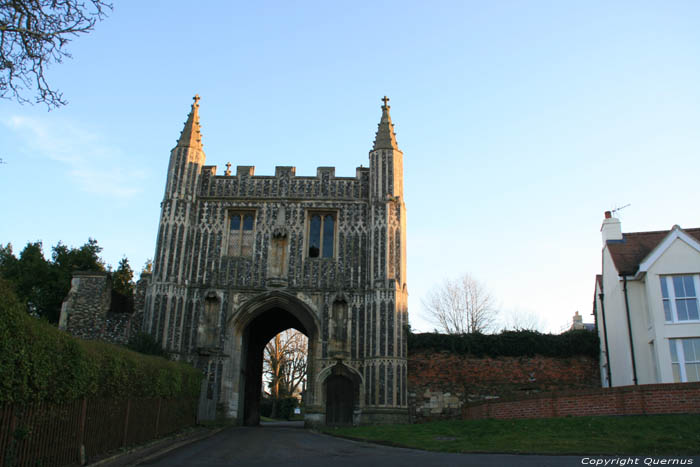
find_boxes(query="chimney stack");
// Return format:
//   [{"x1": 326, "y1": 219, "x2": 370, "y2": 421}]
[
  {"x1": 601, "y1": 211, "x2": 622, "y2": 245},
  {"x1": 572, "y1": 311, "x2": 584, "y2": 330}
]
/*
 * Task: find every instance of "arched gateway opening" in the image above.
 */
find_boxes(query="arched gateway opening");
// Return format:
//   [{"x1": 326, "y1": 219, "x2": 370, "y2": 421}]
[
  {"x1": 241, "y1": 309, "x2": 308, "y2": 425},
  {"x1": 232, "y1": 292, "x2": 319, "y2": 426}
]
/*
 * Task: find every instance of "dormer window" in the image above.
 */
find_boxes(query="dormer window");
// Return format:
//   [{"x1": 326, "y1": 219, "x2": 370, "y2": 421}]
[
  {"x1": 661, "y1": 275, "x2": 700, "y2": 322},
  {"x1": 228, "y1": 211, "x2": 255, "y2": 257},
  {"x1": 307, "y1": 212, "x2": 335, "y2": 258}
]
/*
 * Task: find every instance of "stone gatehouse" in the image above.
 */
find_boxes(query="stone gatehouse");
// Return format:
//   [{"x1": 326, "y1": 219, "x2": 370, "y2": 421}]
[{"x1": 142, "y1": 96, "x2": 409, "y2": 426}]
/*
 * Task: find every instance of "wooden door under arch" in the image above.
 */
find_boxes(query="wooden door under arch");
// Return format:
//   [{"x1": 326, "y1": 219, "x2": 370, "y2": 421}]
[{"x1": 326, "y1": 374, "x2": 353, "y2": 425}]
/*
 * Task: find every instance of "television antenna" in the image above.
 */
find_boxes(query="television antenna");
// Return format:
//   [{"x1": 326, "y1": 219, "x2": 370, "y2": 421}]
[{"x1": 611, "y1": 203, "x2": 631, "y2": 217}]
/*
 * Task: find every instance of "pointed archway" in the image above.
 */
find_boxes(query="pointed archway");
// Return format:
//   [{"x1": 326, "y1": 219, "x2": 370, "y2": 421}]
[{"x1": 228, "y1": 291, "x2": 320, "y2": 426}]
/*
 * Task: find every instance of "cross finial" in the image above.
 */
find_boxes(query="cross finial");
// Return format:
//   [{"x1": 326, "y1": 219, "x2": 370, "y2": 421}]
[
  {"x1": 382, "y1": 96, "x2": 390, "y2": 107},
  {"x1": 225, "y1": 162, "x2": 231, "y2": 176},
  {"x1": 193, "y1": 94, "x2": 200, "y2": 104}
]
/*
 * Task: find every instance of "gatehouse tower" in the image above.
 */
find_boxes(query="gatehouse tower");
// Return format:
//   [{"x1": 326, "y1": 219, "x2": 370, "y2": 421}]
[{"x1": 143, "y1": 96, "x2": 409, "y2": 426}]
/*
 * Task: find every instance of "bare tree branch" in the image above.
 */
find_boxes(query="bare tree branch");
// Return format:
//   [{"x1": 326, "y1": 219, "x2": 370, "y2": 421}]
[
  {"x1": 263, "y1": 329, "x2": 308, "y2": 399},
  {"x1": 0, "y1": 0, "x2": 112, "y2": 108},
  {"x1": 500, "y1": 307, "x2": 545, "y2": 332},
  {"x1": 422, "y1": 273, "x2": 498, "y2": 334}
]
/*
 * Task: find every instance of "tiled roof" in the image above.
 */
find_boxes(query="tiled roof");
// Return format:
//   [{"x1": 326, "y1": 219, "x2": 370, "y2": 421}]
[{"x1": 607, "y1": 227, "x2": 700, "y2": 276}]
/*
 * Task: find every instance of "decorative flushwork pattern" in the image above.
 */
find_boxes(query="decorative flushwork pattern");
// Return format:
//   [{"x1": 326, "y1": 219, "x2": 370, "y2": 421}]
[{"x1": 144, "y1": 97, "x2": 409, "y2": 424}]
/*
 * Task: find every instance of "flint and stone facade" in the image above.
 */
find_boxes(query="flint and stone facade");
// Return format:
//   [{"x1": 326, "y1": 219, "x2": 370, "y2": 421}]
[
  {"x1": 143, "y1": 96, "x2": 409, "y2": 425},
  {"x1": 58, "y1": 271, "x2": 147, "y2": 344}
]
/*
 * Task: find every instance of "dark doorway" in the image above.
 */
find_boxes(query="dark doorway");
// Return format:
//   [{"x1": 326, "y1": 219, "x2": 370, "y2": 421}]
[{"x1": 325, "y1": 375, "x2": 353, "y2": 425}]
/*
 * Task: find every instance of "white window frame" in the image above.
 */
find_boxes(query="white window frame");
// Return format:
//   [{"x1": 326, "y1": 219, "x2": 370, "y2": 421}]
[
  {"x1": 669, "y1": 338, "x2": 700, "y2": 383},
  {"x1": 660, "y1": 274, "x2": 700, "y2": 323}
]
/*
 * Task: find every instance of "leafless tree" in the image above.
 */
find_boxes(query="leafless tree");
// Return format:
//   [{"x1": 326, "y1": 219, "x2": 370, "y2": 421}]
[
  {"x1": 500, "y1": 307, "x2": 544, "y2": 332},
  {"x1": 422, "y1": 273, "x2": 498, "y2": 334},
  {"x1": 263, "y1": 329, "x2": 307, "y2": 401},
  {"x1": 1, "y1": 0, "x2": 112, "y2": 108}
]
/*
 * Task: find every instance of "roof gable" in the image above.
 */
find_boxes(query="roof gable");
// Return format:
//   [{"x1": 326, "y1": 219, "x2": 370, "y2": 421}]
[{"x1": 607, "y1": 226, "x2": 700, "y2": 276}]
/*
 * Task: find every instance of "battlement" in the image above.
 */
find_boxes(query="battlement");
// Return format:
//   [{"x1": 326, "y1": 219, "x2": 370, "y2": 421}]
[
  {"x1": 199, "y1": 164, "x2": 371, "y2": 200},
  {"x1": 203, "y1": 164, "x2": 369, "y2": 180}
]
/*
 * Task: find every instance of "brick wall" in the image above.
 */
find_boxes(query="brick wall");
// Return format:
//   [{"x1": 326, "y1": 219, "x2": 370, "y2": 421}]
[
  {"x1": 408, "y1": 350, "x2": 600, "y2": 421},
  {"x1": 464, "y1": 382, "x2": 700, "y2": 420}
]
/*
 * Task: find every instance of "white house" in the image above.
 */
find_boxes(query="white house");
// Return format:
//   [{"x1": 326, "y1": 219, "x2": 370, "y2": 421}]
[{"x1": 594, "y1": 211, "x2": 700, "y2": 387}]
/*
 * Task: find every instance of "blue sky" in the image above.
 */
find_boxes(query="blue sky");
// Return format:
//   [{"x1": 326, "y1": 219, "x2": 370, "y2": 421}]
[{"x1": 2, "y1": 1, "x2": 699, "y2": 332}]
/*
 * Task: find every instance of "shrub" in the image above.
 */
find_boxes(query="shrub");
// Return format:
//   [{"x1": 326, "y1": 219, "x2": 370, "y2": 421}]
[
  {"x1": 260, "y1": 397, "x2": 273, "y2": 418},
  {"x1": 276, "y1": 397, "x2": 298, "y2": 420},
  {"x1": 127, "y1": 331, "x2": 167, "y2": 357},
  {"x1": 0, "y1": 279, "x2": 202, "y2": 404},
  {"x1": 408, "y1": 329, "x2": 599, "y2": 359}
]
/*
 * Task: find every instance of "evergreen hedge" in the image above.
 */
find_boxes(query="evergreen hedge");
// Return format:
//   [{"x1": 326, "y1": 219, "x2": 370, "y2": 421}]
[
  {"x1": 0, "y1": 279, "x2": 202, "y2": 405},
  {"x1": 408, "y1": 329, "x2": 599, "y2": 359}
]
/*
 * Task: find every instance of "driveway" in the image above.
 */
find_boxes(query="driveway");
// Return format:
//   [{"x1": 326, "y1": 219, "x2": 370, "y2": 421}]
[{"x1": 130, "y1": 422, "x2": 635, "y2": 467}]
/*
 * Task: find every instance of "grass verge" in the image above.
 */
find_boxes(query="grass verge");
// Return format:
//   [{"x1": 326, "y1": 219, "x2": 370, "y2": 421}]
[{"x1": 322, "y1": 415, "x2": 700, "y2": 455}]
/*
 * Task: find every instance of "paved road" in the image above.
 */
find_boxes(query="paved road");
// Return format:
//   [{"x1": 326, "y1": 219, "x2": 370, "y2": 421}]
[{"x1": 134, "y1": 421, "x2": 668, "y2": 467}]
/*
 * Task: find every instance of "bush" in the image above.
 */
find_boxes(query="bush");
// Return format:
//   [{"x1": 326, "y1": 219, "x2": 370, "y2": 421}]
[
  {"x1": 276, "y1": 397, "x2": 298, "y2": 420},
  {"x1": 0, "y1": 279, "x2": 202, "y2": 404},
  {"x1": 408, "y1": 329, "x2": 599, "y2": 359},
  {"x1": 259, "y1": 396, "x2": 298, "y2": 420},
  {"x1": 260, "y1": 397, "x2": 273, "y2": 418},
  {"x1": 127, "y1": 331, "x2": 167, "y2": 357}
]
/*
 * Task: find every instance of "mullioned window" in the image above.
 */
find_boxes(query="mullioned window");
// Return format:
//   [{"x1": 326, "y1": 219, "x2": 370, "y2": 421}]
[{"x1": 228, "y1": 212, "x2": 255, "y2": 257}]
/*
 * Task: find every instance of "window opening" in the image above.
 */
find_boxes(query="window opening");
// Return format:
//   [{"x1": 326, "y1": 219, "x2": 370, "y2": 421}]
[
  {"x1": 228, "y1": 211, "x2": 255, "y2": 256},
  {"x1": 669, "y1": 338, "x2": 700, "y2": 382},
  {"x1": 660, "y1": 275, "x2": 700, "y2": 322},
  {"x1": 308, "y1": 213, "x2": 335, "y2": 258}
]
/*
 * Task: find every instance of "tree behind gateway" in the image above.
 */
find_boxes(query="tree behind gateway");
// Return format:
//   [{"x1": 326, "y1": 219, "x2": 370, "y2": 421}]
[{"x1": 263, "y1": 329, "x2": 307, "y2": 419}]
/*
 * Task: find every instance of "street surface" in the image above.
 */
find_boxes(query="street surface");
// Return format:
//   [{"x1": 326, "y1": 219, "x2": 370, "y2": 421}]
[{"x1": 135, "y1": 421, "x2": 620, "y2": 467}]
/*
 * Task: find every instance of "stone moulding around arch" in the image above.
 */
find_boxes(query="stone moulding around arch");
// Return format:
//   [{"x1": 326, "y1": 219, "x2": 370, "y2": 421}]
[
  {"x1": 316, "y1": 360, "x2": 364, "y2": 388},
  {"x1": 226, "y1": 289, "x2": 321, "y2": 337}
]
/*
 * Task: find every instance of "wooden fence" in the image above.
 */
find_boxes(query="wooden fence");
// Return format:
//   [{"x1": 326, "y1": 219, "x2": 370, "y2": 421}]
[{"x1": 0, "y1": 397, "x2": 197, "y2": 467}]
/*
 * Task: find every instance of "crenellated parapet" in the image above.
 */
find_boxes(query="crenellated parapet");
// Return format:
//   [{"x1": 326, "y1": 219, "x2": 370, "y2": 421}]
[{"x1": 199, "y1": 165, "x2": 370, "y2": 200}]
